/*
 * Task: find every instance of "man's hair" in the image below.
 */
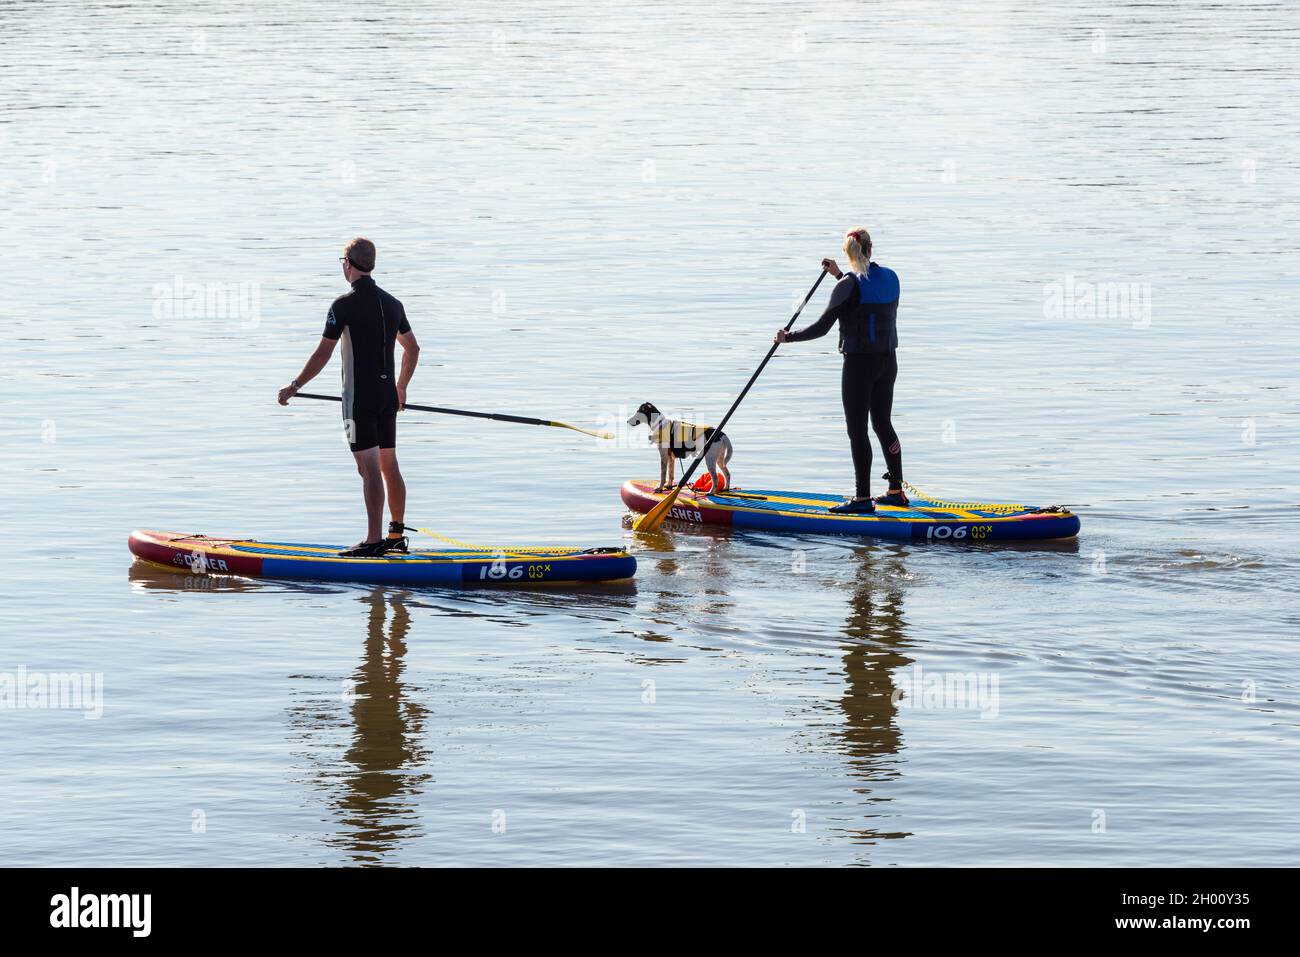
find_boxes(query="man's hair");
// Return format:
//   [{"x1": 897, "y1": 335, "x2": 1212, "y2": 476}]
[{"x1": 343, "y1": 237, "x2": 376, "y2": 272}]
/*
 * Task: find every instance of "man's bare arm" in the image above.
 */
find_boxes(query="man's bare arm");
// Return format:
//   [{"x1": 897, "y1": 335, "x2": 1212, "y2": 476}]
[
  {"x1": 395, "y1": 329, "x2": 420, "y2": 409},
  {"x1": 278, "y1": 337, "x2": 337, "y2": 405}
]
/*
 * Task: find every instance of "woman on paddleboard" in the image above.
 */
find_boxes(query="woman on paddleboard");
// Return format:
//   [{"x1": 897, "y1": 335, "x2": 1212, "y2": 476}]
[{"x1": 775, "y1": 228, "x2": 906, "y2": 514}]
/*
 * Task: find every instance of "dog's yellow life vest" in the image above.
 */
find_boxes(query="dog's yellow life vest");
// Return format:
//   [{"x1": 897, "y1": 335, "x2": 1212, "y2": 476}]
[{"x1": 651, "y1": 419, "x2": 716, "y2": 458}]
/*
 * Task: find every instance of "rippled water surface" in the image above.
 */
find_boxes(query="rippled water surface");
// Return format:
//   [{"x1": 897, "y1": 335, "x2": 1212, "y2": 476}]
[{"x1": 2, "y1": 1, "x2": 1298, "y2": 866}]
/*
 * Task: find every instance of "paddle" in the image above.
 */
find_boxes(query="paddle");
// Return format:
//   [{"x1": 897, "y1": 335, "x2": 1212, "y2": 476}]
[
  {"x1": 292, "y1": 393, "x2": 615, "y2": 440},
  {"x1": 633, "y1": 268, "x2": 830, "y2": 532}
]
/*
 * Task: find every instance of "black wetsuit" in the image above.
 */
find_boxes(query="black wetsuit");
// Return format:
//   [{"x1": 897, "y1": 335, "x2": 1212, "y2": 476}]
[
  {"x1": 787, "y1": 263, "x2": 903, "y2": 499},
  {"x1": 321, "y1": 276, "x2": 411, "y2": 452}
]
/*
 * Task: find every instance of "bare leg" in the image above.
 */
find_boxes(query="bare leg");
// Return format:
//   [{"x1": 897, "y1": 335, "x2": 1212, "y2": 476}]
[
  {"x1": 353, "y1": 447, "x2": 385, "y2": 542},
  {"x1": 379, "y1": 447, "x2": 406, "y2": 528}
]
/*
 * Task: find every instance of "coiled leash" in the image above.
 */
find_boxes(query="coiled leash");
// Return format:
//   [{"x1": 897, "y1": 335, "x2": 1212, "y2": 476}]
[
  {"x1": 895, "y1": 479, "x2": 1027, "y2": 515},
  {"x1": 896, "y1": 480, "x2": 1069, "y2": 515}
]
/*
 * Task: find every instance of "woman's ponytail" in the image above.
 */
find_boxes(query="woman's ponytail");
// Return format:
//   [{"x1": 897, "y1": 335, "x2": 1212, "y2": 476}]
[{"x1": 843, "y1": 228, "x2": 872, "y2": 274}]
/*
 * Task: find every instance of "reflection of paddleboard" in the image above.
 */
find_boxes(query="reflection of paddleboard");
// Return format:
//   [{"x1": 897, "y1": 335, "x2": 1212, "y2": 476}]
[
  {"x1": 128, "y1": 530, "x2": 637, "y2": 586},
  {"x1": 621, "y1": 480, "x2": 1080, "y2": 542}
]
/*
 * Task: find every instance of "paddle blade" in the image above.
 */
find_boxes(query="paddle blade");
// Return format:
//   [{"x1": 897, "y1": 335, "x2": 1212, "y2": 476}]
[
  {"x1": 633, "y1": 486, "x2": 682, "y2": 532},
  {"x1": 554, "y1": 421, "x2": 616, "y2": 440}
]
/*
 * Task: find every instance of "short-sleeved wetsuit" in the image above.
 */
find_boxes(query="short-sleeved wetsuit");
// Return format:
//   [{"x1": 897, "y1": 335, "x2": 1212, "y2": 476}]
[{"x1": 321, "y1": 276, "x2": 411, "y2": 452}]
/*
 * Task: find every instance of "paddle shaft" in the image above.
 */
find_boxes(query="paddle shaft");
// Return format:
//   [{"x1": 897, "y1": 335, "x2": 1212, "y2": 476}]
[
  {"x1": 295, "y1": 392, "x2": 572, "y2": 430},
  {"x1": 664, "y1": 268, "x2": 829, "y2": 494}
]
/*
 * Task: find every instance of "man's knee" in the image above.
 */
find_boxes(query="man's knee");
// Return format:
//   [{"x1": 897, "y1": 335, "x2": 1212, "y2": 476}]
[{"x1": 355, "y1": 451, "x2": 382, "y2": 478}]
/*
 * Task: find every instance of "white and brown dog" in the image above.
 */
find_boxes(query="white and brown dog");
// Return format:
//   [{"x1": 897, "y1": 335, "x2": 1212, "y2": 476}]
[{"x1": 627, "y1": 401, "x2": 733, "y2": 493}]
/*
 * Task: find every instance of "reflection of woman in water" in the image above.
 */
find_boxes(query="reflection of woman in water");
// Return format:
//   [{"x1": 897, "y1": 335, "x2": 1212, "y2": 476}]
[{"x1": 833, "y1": 547, "x2": 913, "y2": 845}]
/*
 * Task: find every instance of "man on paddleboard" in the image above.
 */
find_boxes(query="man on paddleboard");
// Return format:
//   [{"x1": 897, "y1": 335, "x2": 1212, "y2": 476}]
[
  {"x1": 277, "y1": 238, "x2": 421, "y2": 556},
  {"x1": 775, "y1": 228, "x2": 906, "y2": 514}
]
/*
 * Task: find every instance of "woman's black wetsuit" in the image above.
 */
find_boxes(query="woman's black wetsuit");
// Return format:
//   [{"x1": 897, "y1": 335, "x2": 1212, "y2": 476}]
[{"x1": 787, "y1": 263, "x2": 903, "y2": 499}]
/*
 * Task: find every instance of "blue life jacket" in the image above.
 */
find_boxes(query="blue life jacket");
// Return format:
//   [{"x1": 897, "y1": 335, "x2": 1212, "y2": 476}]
[{"x1": 840, "y1": 263, "x2": 900, "y2": 354}]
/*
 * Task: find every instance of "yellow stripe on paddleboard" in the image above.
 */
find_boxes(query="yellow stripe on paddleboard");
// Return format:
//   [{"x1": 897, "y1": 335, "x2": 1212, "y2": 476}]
[
  {"x1": 162, "y1": 536, "x2": 601, "y2": 565},
  {"x1": 635, "y1": 484, "x2": 1045, "y2": 525},
  {"x1": 713, "y1": 491, "x2": 985, "y2": 517}
]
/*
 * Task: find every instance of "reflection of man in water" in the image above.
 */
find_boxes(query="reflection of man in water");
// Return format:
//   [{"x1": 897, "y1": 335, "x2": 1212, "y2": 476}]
[
  {"x1": 835, "y1": 547, "x2": 912, "y2": 843},
  {"x1": 336, "y1": 588, "x2": 429, "y2": 864}
]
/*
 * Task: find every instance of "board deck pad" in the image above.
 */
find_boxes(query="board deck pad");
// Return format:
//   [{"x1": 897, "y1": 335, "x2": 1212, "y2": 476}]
[
  {"x1": 129, "y1": 530, "x2": 637, "y2": 586},
  {"x1": 621, "y1": 480, "x2": 1080, "y2": 541}
]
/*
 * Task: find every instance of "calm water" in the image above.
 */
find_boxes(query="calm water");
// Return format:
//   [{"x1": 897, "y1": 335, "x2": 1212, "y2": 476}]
[{"x1": 2, "y1": 1, "x2": 1298, "y2": 866}]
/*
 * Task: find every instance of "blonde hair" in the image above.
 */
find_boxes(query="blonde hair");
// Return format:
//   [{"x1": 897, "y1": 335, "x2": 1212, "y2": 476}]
[{"x1": 843, "y1": 228, "x2": 872, "y2": 274}]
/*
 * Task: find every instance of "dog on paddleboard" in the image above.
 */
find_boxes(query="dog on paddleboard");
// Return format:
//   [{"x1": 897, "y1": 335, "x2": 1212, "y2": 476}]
[{"x1": 627, "y1": 401, "x2": 732, "y2": 494}]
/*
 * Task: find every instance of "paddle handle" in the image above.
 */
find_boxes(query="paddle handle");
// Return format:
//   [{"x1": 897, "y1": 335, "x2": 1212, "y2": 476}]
[
  {"x1": 669, "y1": 268, "x2": 829, "y2": 492},
  {"x1": 296, "y1": 392, "x2": 556, "y2": 429}
]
